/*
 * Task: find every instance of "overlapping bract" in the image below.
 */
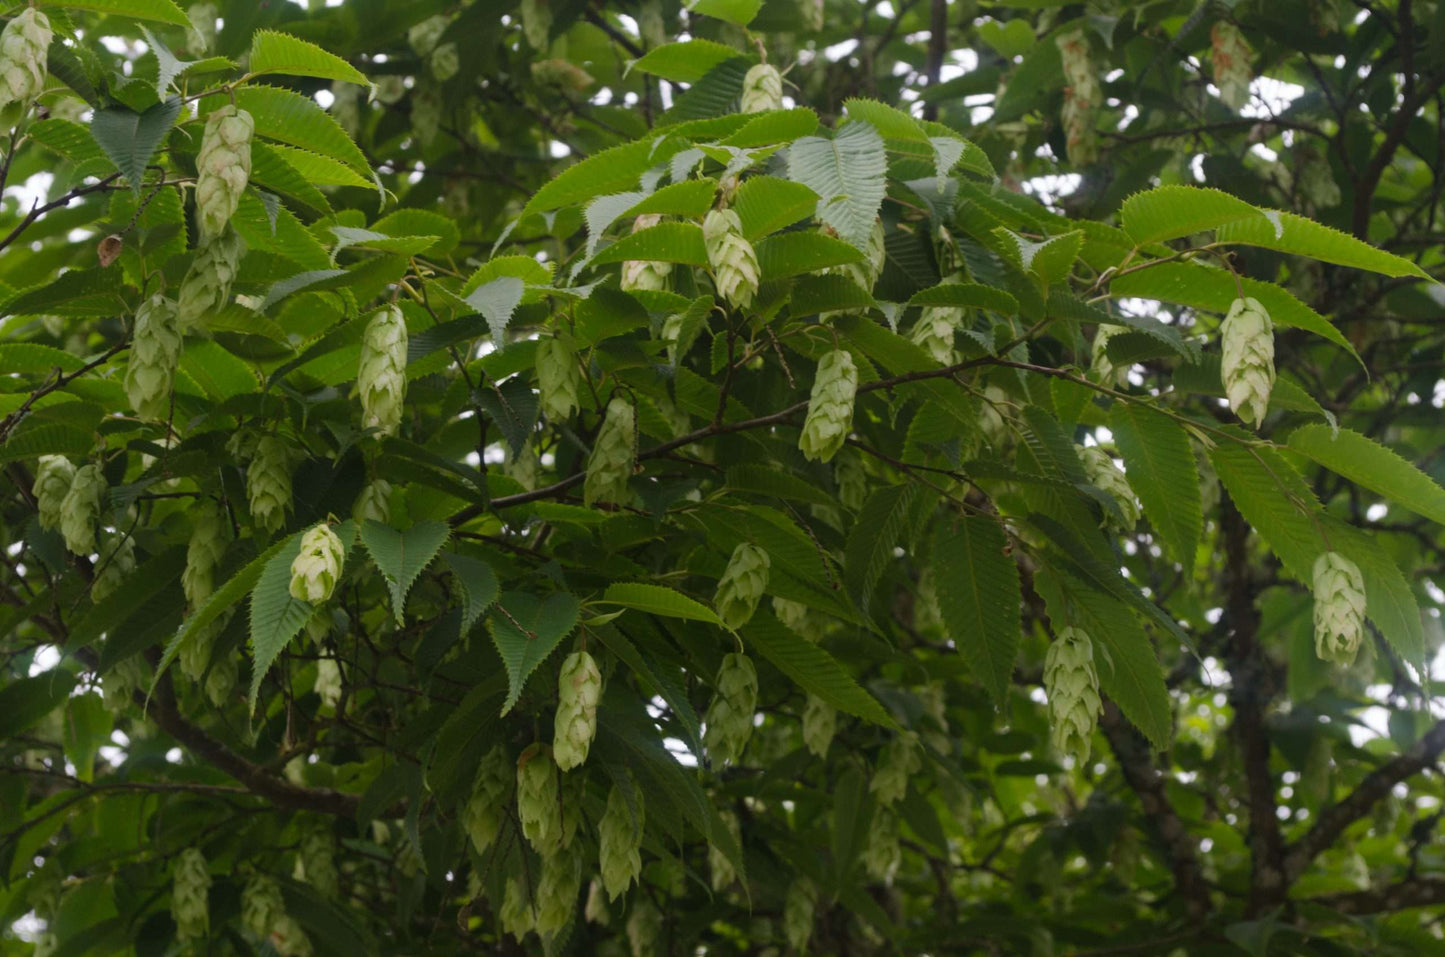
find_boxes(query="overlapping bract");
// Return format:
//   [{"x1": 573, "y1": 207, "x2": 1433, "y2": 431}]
[
  {"x1": 799, "y1": 349, "x2": 857, "y2": 462},
  {"x1": 1220, "y1": 296, "x2": 1275, "y2": 427},
  {"x1": 195, "y1": 106, "x2": 254, "y2": 238},
  {"x1": 1313, "y1": 551, "x2": 1366, "y2": 665},
  {"x1": 1044, "y1": 626, "x2": 1102, "y2": 763}
]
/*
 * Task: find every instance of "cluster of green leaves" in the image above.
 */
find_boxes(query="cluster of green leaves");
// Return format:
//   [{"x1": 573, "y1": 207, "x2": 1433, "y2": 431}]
[{"x1": 3, "y1": 1, "x2": 1445, "y2": 956}]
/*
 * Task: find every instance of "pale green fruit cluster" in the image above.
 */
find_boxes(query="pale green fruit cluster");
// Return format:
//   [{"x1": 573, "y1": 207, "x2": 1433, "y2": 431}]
[
  {"x1": 31, "y1": 455, "x2": 75, "y2": 531},
  {"x1": 182, "y1": 501, "x2": 227, "y2": 608},
  {"x1": 864, "y1": 808, "x2": 901, "y2": 882},
  {"x1": 1313, "y1": 551, "x2": 1367, "y2": 665},
  {"x1": 430, "y1": 43, "x2": 458, "y2": 81},
  {"x1": 1091, "y1": 326, "x2": 1127, "y2": 388},
  {"x1": 773, "y1": 596, "x2": 823, "y2": 642},
  {"x1": 784, "y1": 877, "x2": 817, "y2": 952},
  {"x1": 271, "y1": 914, "x2": 313, "y2": 957},
  {"x1": 740, "y1": 63, "x2": 783, "y2": 113},
  {"x1": 247, "y1": 435, "x2": 293, "y2": 533},
  {"x1": 535, "y1": 851, "x2": 582, "y2": 936},
  {"x1": 177, "y1": 226, "x2": 244, "y2": 332},
  {"x1": 870, "y1": 731, "x2": 921, "y2": 806},
  {"x1": 979, "y1": 385, "x2": 1009, "y2": 443},
  {"x1": 598, "y1": 786, "x2": 643, "y2": 899},
  {"x1": 240, "y1": 872, "x2": 285, "y2": 941},
  {"x1": 910, "y1": 305, "x2": 963, "y2": 366},
  {"x1": 124, "y1": 294, "x2": 182, "y2": 420},
  {"x1": 91, "y1": 532, "x2": 135, "y2": 603},
  {"x1": 195, "y1": 106, "x2": 254, "y2": 238},
  {"x1": 313, "y1": 657, "x2": 342, "y2": 710},
  {"x1": 171, "y1": 847, "x2": 211, "y2": 940},
  {"x1": 703, "y1": 653, "x2": 758, "y2": 765},
  {"x1": 553, "y1": 650, "x2": 602, "y2": 770},
  {"x1": 330, "y1": 81, "x2": 362, "y2": 136},
  {"x1": 0, "y1": 9, "x2": 51, "y2": 114},
  {"x1": 60, "y1": 464, "x2": 106, "y2": 555},
  {"x1": 583, "y1": 397, "x2": 636, "y2": 507},
  {"x1": 1055, "y1": 29, "x2": 1100, "y2": 164},
  {"x1": 463, "y1": 745, "x2": 513, "y2": 855},
  {"x1": 584, "y1": 879, "x2": 610, "y2": 925},
  {"x1": 101, "y1": 656, "x2": 145, "y2": 714},
  {"x1": 636, "y1": 0, "x2": 665, "y2": 45},
  {"x1": 621, "y1": 214, "x2": 673, "y2": 292},
  {"x1": 179, "y1": 619, "x2": 223, "y2": 685},
  {"x1": 834, "y1": 451, "x2": 867, "y2": 512},
  {"x1": 819, "y1": 219, "x2": 885, "y2": 312},
  {"x1": 411, "y1": 82, "x2": 441, "y2": 145},
  {"x1": 1044, "y1": 626, "x2": 1102, "y2": 763},
  {"x1": 915, "y1": 567, "x2": 942, "y2": 630},
  {"x1": 408, "y1": 14, "x2": 448, "y2": 54},
  {"x1": 517, "y1": 744, "x2": 563, "y2": 854},
  {"x1": 1211, "y1": 21, "x2": 1254, "y2": 110},
  {"x1": 801, "y1": 693, "x2": 836, "y2": 758},
  {"x1": 537, "y1": 337, "x2": 581, "y2": 422},
  {"x1": 799, "y1": 349, "x2": 857, "y2": 463},
  {"x1": 185, "y1": 3, "x2": 217, "y2": 55},
  {"x1": 626, "y1": 900, "x2": 663, "y2": 957},
  {"x1": 357, "y1": 305, "x2": 409, "y2": 437},
  {"x1": 520, "y1": 0, "x2": 552, "y2": 49},
  {"x1": 353, "y1": 478, "x2": 392, "y2": 525},
  {"x1": 499, "y1": 877, "x2": 534, "y2": 941},
  {"x1": 702, "y1": 208, "x2": 760, "y2": 310},
  {"x1": 1078, "y1": 445, "x2": 1140, "y2": 531},
  {"x1": 289, "y1": 523, "x2": 345, "y2": 603},
  {"x1": 916, "y1": 681, "x2": 951, "y2": 755},
  {"x1": 714, "y1": 543, "x2": 770, "y2": 629},
  {"x1": 1220, "y1": 296, "x2": 1275, "y2": 428},
  {"x1": 294, "y1": 831, "x2": 338, "y2": 900},
  {"x1": 203, "y1": 644, "x2": 236, "y2": 705},
  {"x1": 800, "y1": 0, "x2": 824, "y2": 31},
  {"x1": 504, "y1": 444, "x2": 541, "y2": 491},
  {"x1": 710, "y1": 809, "x2": 741, "y2": 891}
]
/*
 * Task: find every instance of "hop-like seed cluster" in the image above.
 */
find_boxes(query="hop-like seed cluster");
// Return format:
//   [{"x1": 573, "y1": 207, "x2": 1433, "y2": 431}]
[
  {"x1": 833, "y1": 451, "x2": 868, "y2": 512},
  {"x1": 182, "y1": 501, "x2": 227, "y2": 608},
  {"x1": 1044, "y1": 626, "x2": 1102, "y2": 763},
  {"x1": 799, "y1": 349, "x2": 857, "y2": 463},
  {"x1": 598, "y1": 785, "x2": 644, "y2": 900},
  {"x1": 289, "y1": 524, "x2": 345, "y2": 604},
  {"x1": 353, "y1": 478, "x2": 392, "y2": 525},
  {"x1": 704, "y1": 653, "x2": 758, "y2": 766},
  {"x1": 60, "y1": 464, "x2": 106, "y2": 555},
  {"x1": 125, "y1": 294, "x2": 182, "y2": 420},
  {"x1": 0, "y1": 9, "x2": 52, "y2": 114},
  {"x1": 357, "y1": 305, "x2": 409, "y2": 437},
  {"x1": 917, "y1": 681, "x2": 951, "y2": 755},
  {"x1": 204, "y1": 645, "x2": 236, "y2": 705},
  {"x1": 1211, "y1": 21, "x2": 1254, "y2": 110},
  {"x1": 537, "y1": 337, "x2": 581, "y2": 423},
  {"x1": 802, "y1": 693, "x2": 836, "y2": 758},
  {"x1": 870, "y1": 731, "x2": 921, "y2": 806},
  {"x1": 553, "y1": 650, "x2": 602, "y2": 771},
  {"x1": 92, "y1": 532, "x2": 135, "y2": 603},
  {"x1": 773, "y1": 596, "x2": 823, "y2": 642},
  {"x1": 1078, "y1": 446, "x2": 1140, "y2": 531},
  {"x1": 520, "y1": 0, "x2": 552, "y2": 49},
  {"x1": 430, "y1": 43, "x2": 458, "y2": 81},
  {"x1": 517, "y1": 745, "x2": 563, "y2": 854},
  {"x1": 703, "y1": 208, "x2": 760, "y2": 310},
  {"x1": 313, "y1": 657, "x2": 342, "y2": 710},
  {"x1": 241, "y1": 872, "x2": 285, "y2": 941},
  {"x1": 295, "y1": 832, "x2": 338, "y2": 900},
  {"x1": 710, "y1": 809, "x2": 741, "y2": 891},
  {"x1": 584, "y1": 879, "x2": 610, "y2": 925},
  {"x1": 1313, "y1": 551, "x2": 1366, "y2": 665},
  {"x1": 1055, "y1": 29, "x2": 1100, "y2": 164},
  {"x1": 621, "y1": 214, "x2": 673, "y2": 293},
  {"x1": 499, "y1": 878, "x2": 533, "y2": 942},
  {"x1": 783, "y1": 878, "x2": 816, "y2": 952},
  {"x1": 247, "y1": 435, "x2": 293, "y2": 533},
  {"x1": 740, "y1": 63, "x2": 783, "y2": 113},
  {"x1": 330, "y1": 81, "x2": 361, "y2": 136},
  {"x1": 271, "y1": 915, "x2": 313, "y2": 957},
  {"x1": 535, "y1": 851, "x2": 581, "y2": 937},
  {"x1": 463, "y1": 746, "x2": 513, "y2": 855},
  {"x1": 195, "y1": 105, "x2": 254, "y2": 238},
  {"x1": 714, "y1": 543, "x2": 770, "y2": 630},
  {"x1": 864, "y1": 808, "x2": 901, "y2": 883},
  {"x1": 584, "y1": 397, "x2": 636, "y2": 507},
  {"x1": 627, "y1": 900, "x2": 662, "y2": 957},
  {"x1": 185, "y1": 3, "x2": 217, "y2": 56},
  {"x1": 910, "y1": 306, "x2": 963, "y2": 365},
  {"x1": 408, "y1": 14, "x2": 448, "y2": 54},
  {"x1": 171, "y1": 848, "x2": 211, "y2": 940},
  {"x1": 102, "y1": 655, "x2": 146, "y2": 714},
  {"x1": 177, "y1": 226, "x2": 245, "y2": 332},
  {"x1": 505, "y1": 443, "x2": 541, "y2": 490},
  {"x1": 1091, "y1": 326, "x2": 1127, "y2": 388},
  {"x1": 1220, "y1": 296, "x2": 1275, "y2": 428},
  {"x1": 32, "y1": 455, "x2": 74, "y2": 531},
  {"x1": 819, "y1": 219, "x2": 886, "y2": 307}
]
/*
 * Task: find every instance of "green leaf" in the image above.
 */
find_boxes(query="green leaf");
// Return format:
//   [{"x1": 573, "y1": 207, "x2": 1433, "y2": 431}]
[
  {"x1": 28, "y1": 119, "x2": 110, "y2": 169},
  {"x1": 0, "y1": 343, "x2": 86, "y2": 374},
  {"x1": 248, "y1": 532, "x2": 318, "y2": 712},
  {"x1": 68, "y1": 548, "x2": 188, "y2": 652},
  {"x1": 1325, "y1": 519, "x2": 1425, "y2": 668},
  {"x1": 1216, "y1": 210, "x2": 1433, "y2": 280},
  {"x1": 1120, "y1": 185, "x2": 1265, "y2": 245},
  {"x1": 842, "y1": 97, "x2": 928, "y2": 142},
  {"x1": 359, "y1": 520, "x2": 451, "y2": 625},
  {"x1": 38, "y1": 0, "x2": 188, "y2": 26},
  {"x1": 908, "y1": 282, "x2": 1019, "y2": 314},
  {"x1": 0, "y1": 424, "x2": 92, "y2": 465},
  {"x1": 249, "y1": 29, "x2": 370, "y2": 85},
  {"x1": 733, "y1": 175, "x2": 820, "y2": 241},
  {"x1": 465, "y1": 277, "x2": 525, "y2": 345},
  {"x1": 724, "y1": 463, "x2": 838, "y2": 507},
  {"x1": 630, "y1": 39, "x2": 745, "y2": 82},
  {"x1": 1288, "y1": 426, "x2": 1445, "y2": 526},
  {"x1": 1110, "y1": 261, "x2": 1363, "y2": 366},
  {"x1": 992, "y1": 228, "x2": 1084, "y2": 284},
  {"x1": 745, "y1": 611, "x2": 896, "y2": 726},
  {"x1": 788, "y1": 120, "x2": 888, "y2": 251},
  {"x1": 590, "y1": 222, "x2": 709, "y2": 267},
  {"x1": 1109, "y1": 403, "x2": 1201, "y2": 573},
  {"x1": 442, "y1": 552, "x2": 499, "y2": 635},
  {"x1": 593, "y1": 623, "x2": 704, "y2": 757},
  {"x1": 625, "y1": 179, "x2": 718, "y2": 218},
  {"x1": 61, "y1": 694, "x2": 111, "y2": 784},
  {"x1": 598, "y1": 582, "x2": 726, "y2": 626},
  {"x1": 0, "y1": 671, "x2": 78, "y2": 739},
  {"x1": 789, "y1": 274, "x2": 876, "y2": 316},
  {"x1": 524, "y1": 135, "x2": 686, "y2": 216},
  {"x1": 1209, "y1": 440, "x2": 1324, "y2": 586},
  {"x1": 489, "y1": 592, "x2": 582, "y2": 715},
  {"x1": 153, "y1": 540, "x2": 278, "y2": 686},
  {"x1": 250, "y1": 141, "x2": 332, "y2": 215},
  {"x1": 845, "y1": 484, "x2": 922, "y2": 610},
  {"x1": 231, "y1": 85, "x2": 371, "y2": 178},
  {"x1": 931, "y1": 516, "x2": 1022, "y2": 706},
  {"x1": 688, "y1": 0, "x2": 763, "y2": 26},
  {"x1": 89, "y1": 97, "x2": 181, "y2": 194},
  {"x1": 755, "y1": 230, "x2": 863, "y2": 280},
  {"x1": 979, "y1": 18, "x2": 1036, "y2": 56},
  {"x1": 719, "y1": 108, "x2": 820, "y2": 149}
]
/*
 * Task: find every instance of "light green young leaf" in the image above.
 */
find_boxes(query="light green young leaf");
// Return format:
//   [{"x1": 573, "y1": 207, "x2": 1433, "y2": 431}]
[
  {"x1": 630, "y1": 39, "x2": 745, "y2": 82},
  {"x1": 249, "y1": 30, "x2": 370, "y2": 85},
  {"x1": 1120, "y1": 185, "x2": 1265, "y2": 246},
  {"x1": 359, "y1": 520, "x2": 451, "y2": 625},
  {"x1": 788, "y1": 120, "x2": 888, "y2": 251},
  {"x1": 39, "y1": 0, "x2": 188, "y2": 26},
  {"x1": 1216, "y1": 210, "x2": 1433, "y2": 280},
  {"x1": 1288, "y1": 426, "x2": 1445, "y2": 525},
  {"x1": 598, "y1": 582, "x2": 727, "y2": 627}
]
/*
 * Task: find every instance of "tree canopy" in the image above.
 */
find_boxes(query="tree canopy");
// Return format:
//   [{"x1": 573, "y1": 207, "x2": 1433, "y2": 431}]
[{"x1": 3, "y1": 0, "x2": 1445, "y2": 955}]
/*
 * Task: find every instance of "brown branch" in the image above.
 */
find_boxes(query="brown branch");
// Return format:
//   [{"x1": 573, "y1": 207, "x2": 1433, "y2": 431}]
[
  {"x1": 1283, "y1": 717, "x2": 1445, "y2": 882},
  {"x1": 1303, "y1": 877, "x2": 1445, "y2": 915},
  {"x1": 0, "y1": 341, "x2": 129, "y2": 444},
  {"x1": 1099, "y1": 701, "x2": 1212, "y2": 920}
]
